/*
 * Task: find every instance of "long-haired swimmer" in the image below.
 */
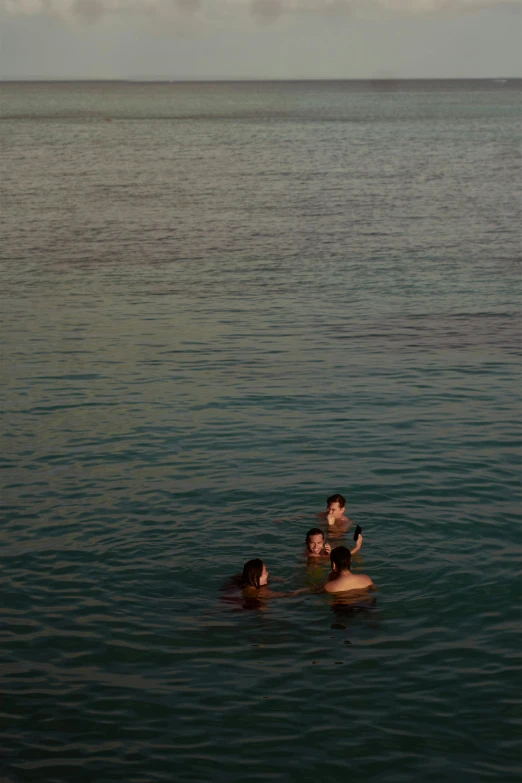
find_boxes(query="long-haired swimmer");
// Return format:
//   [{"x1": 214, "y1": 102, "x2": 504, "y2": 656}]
[
  {"x1": 241, "y1": 558, "x2": 268, "y2": 591},
  {"x1": 240, "y1": 558, "x2": 307, "y2": 599}
]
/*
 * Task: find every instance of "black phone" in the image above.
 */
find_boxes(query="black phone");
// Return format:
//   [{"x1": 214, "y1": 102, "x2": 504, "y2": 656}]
[{"x1": 353, "y1": 524, "x2": 362, "y2": 542}]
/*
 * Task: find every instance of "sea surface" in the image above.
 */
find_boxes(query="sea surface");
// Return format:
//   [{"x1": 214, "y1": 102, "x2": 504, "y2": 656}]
[{"x1": 1, "y1": 79, "x2": 521, "y2": 783}]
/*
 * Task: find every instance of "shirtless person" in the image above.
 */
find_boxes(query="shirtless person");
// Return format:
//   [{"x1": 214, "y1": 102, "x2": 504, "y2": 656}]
[
  {"x1": 323, "y1": 546, "x2": 374, "y2": 594},
  {"x1": 325, "y1": 493, "x2": 349, "y2": 522},
  {"x1": 324, "y1": 493, "x2": 350, "y2": 535},
  {"x1": 305, "y1": 527, "x2": 361, "y2": 559},
  {"x1": 305, "y1": 528, "x2": 332, "y2": 559},
  {"x1": 322, "y1": 493, "x2": 363, "y2": 552}
]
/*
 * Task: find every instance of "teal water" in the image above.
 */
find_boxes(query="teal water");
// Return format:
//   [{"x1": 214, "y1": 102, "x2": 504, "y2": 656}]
[{"x1": 1, "y1": 80, "x2": 521, "y2": 783}]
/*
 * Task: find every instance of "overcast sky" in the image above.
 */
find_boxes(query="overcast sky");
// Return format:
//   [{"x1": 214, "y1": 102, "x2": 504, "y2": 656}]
[{"x1": 0, "y1": 0, "x2": 520, "y2": 79}]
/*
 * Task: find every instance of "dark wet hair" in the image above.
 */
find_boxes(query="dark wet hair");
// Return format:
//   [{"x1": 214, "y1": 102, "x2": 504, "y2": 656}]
[
  {"x1": 241, "y1": 558, "x2": 264, "y2": 589},
  {"x1": 330, "y1": 546, "x2": 351, "y2": 572},
  {"x1": 306, "y1": 527, "x2": 325, "y2": 545},
  {"x1": 327, "y1": 493, "x2": 346, "y2": 509}
]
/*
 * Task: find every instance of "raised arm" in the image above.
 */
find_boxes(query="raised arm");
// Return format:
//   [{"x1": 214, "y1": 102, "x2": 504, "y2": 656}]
[{"x1": 350, "y1": 533, "x2": 363, "y2": 555}]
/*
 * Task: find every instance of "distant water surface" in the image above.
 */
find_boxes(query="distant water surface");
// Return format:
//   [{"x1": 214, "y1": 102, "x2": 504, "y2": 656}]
[{"x1": 1, "y1": 80, "x2": 521, "y2": 783}]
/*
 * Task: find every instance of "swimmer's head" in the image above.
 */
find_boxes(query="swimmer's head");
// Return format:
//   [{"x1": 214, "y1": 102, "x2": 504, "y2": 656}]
[
  {"x1": 306, "y1": 527, "x2": 325, "y2": 554},
  {"x1": 330, "y1": 546, "x2": 351, "y2": 572},
  {"x1": 242, "y1": 559, "x2": 268, "y2": 589},
  {"x1": 327, "y1": 493, "x2": 346, "y2": 519}
]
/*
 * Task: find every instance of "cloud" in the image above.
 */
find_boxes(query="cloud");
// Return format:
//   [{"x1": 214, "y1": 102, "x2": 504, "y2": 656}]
[{"x1": 1, "y1": 0, "x2": 520, "y2": 21}]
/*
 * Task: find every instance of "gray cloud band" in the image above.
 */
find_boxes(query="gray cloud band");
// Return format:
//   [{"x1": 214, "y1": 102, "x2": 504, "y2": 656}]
[{"x1": 2, "y1": 0, "x2": 521, "y2": 17}]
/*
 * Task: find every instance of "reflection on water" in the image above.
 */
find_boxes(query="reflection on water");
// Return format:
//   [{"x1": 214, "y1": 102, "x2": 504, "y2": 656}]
[{"x1": 330, "y1": 592, "x2": 379, "y2": 623}]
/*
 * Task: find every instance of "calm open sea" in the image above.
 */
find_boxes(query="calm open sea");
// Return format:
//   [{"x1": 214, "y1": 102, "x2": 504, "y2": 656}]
[{"x1": 1, "y1": 80, "x2": 521, "y2": 783}]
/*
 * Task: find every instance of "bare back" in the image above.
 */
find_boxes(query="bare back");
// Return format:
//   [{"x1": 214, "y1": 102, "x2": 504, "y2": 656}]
[{"x1": 324, "y1": 570, "x2": 373, "y2": 594}]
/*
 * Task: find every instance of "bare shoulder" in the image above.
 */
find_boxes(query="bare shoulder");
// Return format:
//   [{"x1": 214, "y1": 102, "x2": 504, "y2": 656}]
[
  {"x1": 323, "y1": 580, "x2": 337, "y2": 593},
  {"x1": 324, "y1": 574, "x2": 374, "y2": 594}
]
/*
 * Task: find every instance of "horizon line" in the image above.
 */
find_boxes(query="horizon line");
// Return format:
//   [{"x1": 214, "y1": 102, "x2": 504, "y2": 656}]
[{"x1": 1, "y1": 76, "x2": 521, "y2": 83}]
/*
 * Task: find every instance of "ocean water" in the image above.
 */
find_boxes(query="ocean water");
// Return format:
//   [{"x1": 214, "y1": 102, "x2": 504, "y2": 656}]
[{"x1": 1, "y1": 80, "x2": 521, "y2": 783}]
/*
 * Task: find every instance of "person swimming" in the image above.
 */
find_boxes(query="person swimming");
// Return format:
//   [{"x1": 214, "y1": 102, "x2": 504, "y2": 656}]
[
  {"x1": 320, "y1": 493, "x2": 364, "y2": 551},
  {"x1": 239, "y1": 558, "x2": 307, "y2": 599},
  {"x1": 241, "y1": 558, "x2": 268, "y2": 591},
  {"x1": 305, "y1": 526, "x2": 362, "y2": 559},
  {"x1": 325, "y1": 493, "x2": 350, "y2": 528},
  {"x1": 305, "y1": 528, "x2": 332, "y2": 558},
  {"x1": 321, "y1": 493, "x2": 353, "y2": 540},
  {"x1": 323, "y1": 546, "x2": 374, "y2": 594}
]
